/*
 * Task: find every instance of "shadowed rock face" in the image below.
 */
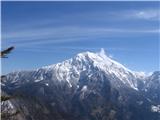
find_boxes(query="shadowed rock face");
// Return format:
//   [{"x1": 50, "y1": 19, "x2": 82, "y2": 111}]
[
  {"x1": 142, "y1": 71, "x2": 160, "y2": 104},
  {"x1": 1, "y1": 51, "x2": 160, "y2": 120}
]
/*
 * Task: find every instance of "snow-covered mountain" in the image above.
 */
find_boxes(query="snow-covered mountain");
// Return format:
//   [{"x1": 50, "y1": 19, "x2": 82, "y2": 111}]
[
  {"x1": 1, "y1": 49, "x2": 160, "y2": 120},
  {"x1": 4, "y1": 49, "x2": 146, "y2": 90}
]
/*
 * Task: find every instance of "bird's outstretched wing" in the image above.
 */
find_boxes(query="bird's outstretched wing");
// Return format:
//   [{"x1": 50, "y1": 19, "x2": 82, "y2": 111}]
[{"x1": 1, "y1": 46, "x2": 15, "y2": 58}]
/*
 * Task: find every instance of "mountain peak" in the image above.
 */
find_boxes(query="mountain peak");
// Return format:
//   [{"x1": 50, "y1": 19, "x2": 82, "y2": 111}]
[
  {"x1": 76, "y1": 48, "x2": 110, "y2": 60},
  {"x1": 75, "y1": 49, "x2": 130, "y2": 72},
  {"x1": 43, "y1": 49, "x2": 146, "y2": 79}
]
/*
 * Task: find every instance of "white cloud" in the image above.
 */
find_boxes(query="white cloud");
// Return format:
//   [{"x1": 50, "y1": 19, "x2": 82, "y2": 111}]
[{"x1": 127, "y1": 9, "x2": 160, "y2": 20}]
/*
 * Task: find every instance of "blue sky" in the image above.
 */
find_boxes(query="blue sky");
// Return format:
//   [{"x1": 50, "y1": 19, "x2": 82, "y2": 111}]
[{"x1": 1, "y1": 1, "x2": 160, "y2": 74}]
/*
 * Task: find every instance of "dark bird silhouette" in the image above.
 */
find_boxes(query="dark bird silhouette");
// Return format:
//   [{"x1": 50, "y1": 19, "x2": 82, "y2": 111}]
[{"x1": 0, "y1": 46, "x2": 15, "y2": 58}]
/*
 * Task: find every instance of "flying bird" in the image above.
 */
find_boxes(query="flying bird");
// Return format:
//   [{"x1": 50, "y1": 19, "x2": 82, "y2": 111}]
[{"x1": 0, "y1": 46, "x2": 15, "y2": 58}]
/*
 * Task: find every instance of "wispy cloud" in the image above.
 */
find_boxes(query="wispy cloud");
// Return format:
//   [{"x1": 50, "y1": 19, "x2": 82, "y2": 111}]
[
  {"x1": 126, "y1": 9, "x2": 160, "y2": 20},
  {"x1": 3, "y1": 8, "x2": 159, "y2": 31},
  {"x1": 2, "y1": 26, "x2": 159, "y2": 47},
  {"x1": 2, "y1": 7, "x2": 159, "y2": 49}
]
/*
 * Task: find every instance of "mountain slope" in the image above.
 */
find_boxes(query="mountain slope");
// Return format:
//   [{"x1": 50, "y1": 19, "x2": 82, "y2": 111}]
[{"x1": 1, "y1": 49, "x2": 160, "y2": 120}]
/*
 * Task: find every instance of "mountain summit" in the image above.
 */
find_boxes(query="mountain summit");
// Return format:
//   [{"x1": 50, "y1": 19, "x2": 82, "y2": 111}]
[{"x1": 2, "y1": 49, "x2": 160, "y2": 120}]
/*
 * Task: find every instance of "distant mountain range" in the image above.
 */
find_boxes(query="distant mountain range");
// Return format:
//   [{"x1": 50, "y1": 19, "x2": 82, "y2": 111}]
[{"x1": 1, "y1": 49, "x2": 160, "y2": 120}]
